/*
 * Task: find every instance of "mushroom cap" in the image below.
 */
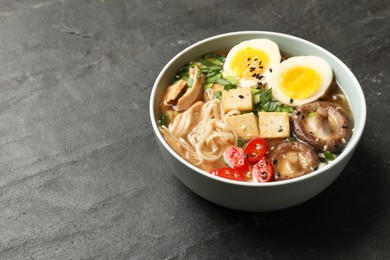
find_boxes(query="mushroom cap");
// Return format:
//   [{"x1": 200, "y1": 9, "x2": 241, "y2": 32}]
[
  {"x1": 270, "y1": 141, "x2": 320, "y2": 181},
  {"x1": 290, "y1": 101, "x2": 353, "y2": 153}
]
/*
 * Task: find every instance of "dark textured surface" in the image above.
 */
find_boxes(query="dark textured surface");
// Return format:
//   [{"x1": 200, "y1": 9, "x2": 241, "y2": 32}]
[{"x1": 0, "y1": 0, "x2": 389, "y2": 259}]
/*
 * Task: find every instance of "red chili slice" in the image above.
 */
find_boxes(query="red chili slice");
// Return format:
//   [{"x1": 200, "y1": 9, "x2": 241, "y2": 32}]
[
  {"x1": 210, "y1": 167, "x2": 246, "y2": 181},
  {"x1": 222, "y1": 146, "x2": 249, "y2": 170},
  {"x1": 244, "y1": 138, "x2": 268, "y2": 163},
  {"x1": 252, "y1": 158, "x2": 274, "y2": 183}
]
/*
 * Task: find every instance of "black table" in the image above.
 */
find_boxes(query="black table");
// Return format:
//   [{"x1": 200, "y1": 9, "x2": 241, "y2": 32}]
[{"x1": 1, "y1": 0, "x2": 389, "y2": 259}]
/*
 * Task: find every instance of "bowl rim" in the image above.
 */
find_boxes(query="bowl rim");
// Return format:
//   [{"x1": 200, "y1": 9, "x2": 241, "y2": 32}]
[{"x1": 149, "y1": 30, "x2": 367, "y2": 187}]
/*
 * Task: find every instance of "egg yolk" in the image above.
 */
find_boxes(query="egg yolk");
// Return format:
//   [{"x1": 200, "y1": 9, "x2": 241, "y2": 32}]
[
  {"x1": 229, "y1": 47, "x2": 269, "y2": 78},
  {"x1": 279, "y1": 67, "x2": 321, "y2": 100}
]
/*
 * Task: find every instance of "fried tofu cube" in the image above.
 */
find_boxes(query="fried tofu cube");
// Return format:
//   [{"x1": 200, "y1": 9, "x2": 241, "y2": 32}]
[
  {"x1": 222, "y1": 88, "x2": 253, "y2": 113},
  {"x1": 258, "y1": 112, "x2": 290, "y2": 138},
  {"x1": 226, "y1": 112, "x2": 259, "y2": 140}
]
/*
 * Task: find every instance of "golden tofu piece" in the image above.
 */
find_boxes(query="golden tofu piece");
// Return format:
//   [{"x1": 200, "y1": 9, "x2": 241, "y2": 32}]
[
  {"x1": 258, "y1": 112, "x2": 290, "y2": 138},
  {"x1": 222, "y1": 88, "x2": 253, "y2": 113},
  {"x1": 227, "y1": 112, "x2": 259, "y2": 140}
]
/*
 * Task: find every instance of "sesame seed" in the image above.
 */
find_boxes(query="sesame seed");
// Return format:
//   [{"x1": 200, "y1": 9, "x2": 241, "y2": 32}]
[
  {"x1": 241, "y1": 125, "x2": 247, "y2": 130},
  {"x1": 249, "y1": 67, "x2": 255, "y2": 72},
  {"x1": 257, "y1": 82, "x2": 262, "y2": 86},
  {"x1": 273, "y1": 159, "x2": 278, "y2": 165},
  {"x1": 342, "y1": 124, "x2": 348, "y2": 129},
  {"x1": 332, "y1": 95, "x2": 337, "y2": 100},
  {"x1": 269, "y1": 68, "x2": 273, "y2": 72},
  {"x1": 296, "y1": 111, "x2": 301, "y2": 115},
  {"x1": 342, "y1": 138, "x2": 346, "y2": 144},
  {"x1": 289, "y1": 98, "x2": 293, "y2": 103},
  {"x1": 247, "y1": 57, "x2": 251, "y2": 61},
  {"x1": 259, "y1": 66, "x2": 263, "y2": 69},
  {"x1": 238, "y1": 94, "x2": 244, "y2": 99},
  {"x1": 254, "y1": 58, "x2": 258, "y2": 61},
  {"x1": 278, "y1": 128, "x2": 283, "y2": 132}
]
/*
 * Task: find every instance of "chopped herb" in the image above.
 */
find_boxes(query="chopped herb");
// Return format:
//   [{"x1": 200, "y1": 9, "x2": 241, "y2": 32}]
[
  {"x1": 250, "y1": 88, "x2": 295, "y2": 114},
  {"x1": 187, "y1": 77, "x2": 193, "y2": 88},
  {"x1": 158, "y1": 114, "x2": 169, "y2": 126},
  {"x1": 207, "y1": 74, "x2": 222, "y2": 83},
  {"x1": 206, "y1": 71, "x2": 218, "y2": 77},
  {"x1": 203, "y1": 83, "x2": 214, "y2": 90},
  {"x1": 266, "y1": 100, "x2": 278, "y2": 112},
  {"x1": 277, "y1": 106, "x2": 294, "y2": 114},
  {"x1": 307, "y1": 111, "x2": 317, "y2": 117},
  {"x1": 237, "y1": 137, "x2": 245, "y2": 147},
  {"x1": 251, "y1": 88, "x2": 261, "y2": 95},
  {"x1": 323, "y1": 150, "x2": 336, "y2": 162},
  {"x1": 215, "y1": 78, "x2": 232, "y2": 86},
  {"x1": 196, "y1": 68, "x2": 201, "y2": 79},
  {"x1": 222, "y1": 75, "x2": 239, "y2": 86},
  {"x1": 213, "y1": 91, "x2": 222, "y2": 100}
]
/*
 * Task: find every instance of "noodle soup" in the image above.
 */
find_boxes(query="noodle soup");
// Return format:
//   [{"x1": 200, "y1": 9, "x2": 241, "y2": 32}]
[{"x1": 158, "y1": 39, "x2": 353, "y2": 183}]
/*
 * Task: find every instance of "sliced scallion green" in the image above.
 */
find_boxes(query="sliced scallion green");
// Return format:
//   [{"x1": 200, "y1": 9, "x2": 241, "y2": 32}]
[
  {"x1": 158, "y1": 114, "x2": 169, "y2": 126},
  {"x1": 187, "y1": 77, "x2": 193, "y2": 88},
  {"x1": 213, "y1": 91, "x2": 222, "y2": 100},
  {"x1": 203, "y1": 83, "x2": 214, "y2": 90},
  {"x1": 323, "y1": 150, "x2": 336, "y2": 162},
  {"x1": 207, "y1": 74, "x2": 222, "y2": 83},
  {"x1": 215, "y1": 78, "x2": 231, "y2": 86}
]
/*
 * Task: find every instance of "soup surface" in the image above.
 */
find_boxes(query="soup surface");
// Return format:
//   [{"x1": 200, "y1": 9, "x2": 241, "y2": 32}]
[{"x1": 158, "y1": 39, "x2": 353, "y2": 182}]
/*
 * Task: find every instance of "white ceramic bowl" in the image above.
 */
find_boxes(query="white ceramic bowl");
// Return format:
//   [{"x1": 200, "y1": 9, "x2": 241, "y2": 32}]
[{"x1": 149, "y1": 31, "x2": 366, "y2": 212}]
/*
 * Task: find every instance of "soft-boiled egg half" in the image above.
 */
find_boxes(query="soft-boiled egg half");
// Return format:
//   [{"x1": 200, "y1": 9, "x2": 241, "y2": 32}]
[
  {"x1": 223, "y1": 39, "x2": 281, "y2": 88},
  {"x1": 268, "y1": 56, "x2": 333, "y2": 106}
]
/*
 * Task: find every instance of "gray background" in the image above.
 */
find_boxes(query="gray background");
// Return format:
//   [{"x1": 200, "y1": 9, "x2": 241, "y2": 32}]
[{"x1": 0, "y1": 0, "x2": 389, "y2": 259}]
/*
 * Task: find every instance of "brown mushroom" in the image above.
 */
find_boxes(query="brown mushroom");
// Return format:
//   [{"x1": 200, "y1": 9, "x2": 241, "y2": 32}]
[
  {"x1": 270, "y1": 141, "x2": 320, "y2": 181},
  {"x1": 290, "y1": 101, "x2": 353, "y2": 153}
]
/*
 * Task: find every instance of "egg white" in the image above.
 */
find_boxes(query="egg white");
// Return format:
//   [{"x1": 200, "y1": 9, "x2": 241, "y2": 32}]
[
  {"x1": 268, "y1": 56, "x2": 333, "y2": 106},
  {"x1": 223, "y1": 39, "x2": 281, "y2": 88}
]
